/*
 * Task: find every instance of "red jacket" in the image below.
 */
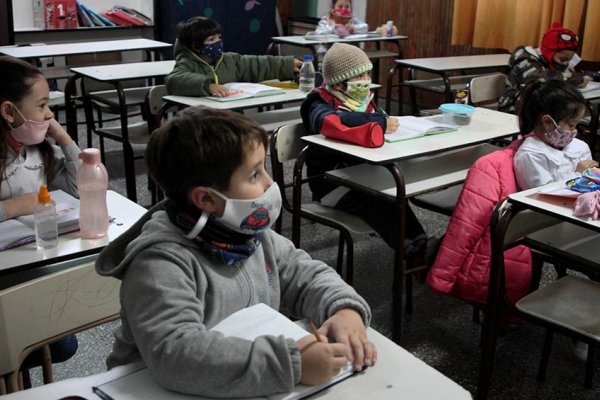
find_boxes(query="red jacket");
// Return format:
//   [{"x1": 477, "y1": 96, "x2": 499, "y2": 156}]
[{"x1": 426, "y1": 141, "x2": 532, "y2": 306}]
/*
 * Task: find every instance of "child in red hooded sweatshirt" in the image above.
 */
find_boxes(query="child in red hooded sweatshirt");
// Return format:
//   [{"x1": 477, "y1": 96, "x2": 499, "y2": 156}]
[{"x1": 499, "y1": 21, "x2": 590, "y2": 113}]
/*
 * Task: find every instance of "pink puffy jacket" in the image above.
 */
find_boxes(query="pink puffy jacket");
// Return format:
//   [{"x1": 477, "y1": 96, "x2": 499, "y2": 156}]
[{"x1": 426, "y1": 141, "x2": 532, "y2": 306}]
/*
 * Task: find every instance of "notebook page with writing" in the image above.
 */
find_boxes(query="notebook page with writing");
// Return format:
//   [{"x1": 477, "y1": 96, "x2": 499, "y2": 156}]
[
  {"x1": 385, "y1": 116, "x2": 457, "y2": 142},
  {"x1": 97, "y1": 304, "x2": 355, "y2": 400}
]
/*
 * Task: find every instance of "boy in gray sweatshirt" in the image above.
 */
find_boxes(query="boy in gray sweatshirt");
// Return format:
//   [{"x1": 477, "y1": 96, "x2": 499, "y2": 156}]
[{"x1": 95, "y1": 107, "x2": 376, "y2": 398}]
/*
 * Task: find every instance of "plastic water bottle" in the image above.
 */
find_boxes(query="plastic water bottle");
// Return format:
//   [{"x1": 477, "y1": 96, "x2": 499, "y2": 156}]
[
  {"x1": 77, "y1": 148, "x2": 109, "y2": 239},
  {"x1": 34, "y1": 184, "x2": 58, "y2": 249},
  {"x1": 299, "y1": 55, "x2": 316, "y2": 93}
]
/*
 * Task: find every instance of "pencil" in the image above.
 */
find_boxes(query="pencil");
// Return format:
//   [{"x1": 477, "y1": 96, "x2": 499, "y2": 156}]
[
  {"x1": 92, "y1": 386, "x2": 115, "y2": 400},
  {"x1": 307, "y1": 320, "x2": 324, "y2": 343}
]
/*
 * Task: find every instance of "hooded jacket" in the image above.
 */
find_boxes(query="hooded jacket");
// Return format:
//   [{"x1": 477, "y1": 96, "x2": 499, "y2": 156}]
[
  {"x1": 165, "y1": 40, "x2": 296, "y2": 97},
  {"x1": 95, "y1": 204, "x2": 370, "y2": 398},
  {"x1": 300, "y1": 86, "x2": 386, "y2": 201},
  {"x1": 498, "y1": 45, "x2": 583, "y2": 114},
  {"x1": 426, "y1": 142, "x2": 532, "y2": 306}
]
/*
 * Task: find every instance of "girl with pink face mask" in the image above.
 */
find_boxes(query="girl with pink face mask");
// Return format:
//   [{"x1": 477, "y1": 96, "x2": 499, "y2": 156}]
[
  {"x1": 514, "y1": 80, "x2": 598, "y2": 190},
  {"x1": 0, "y1": 56, "x2": 81, "y2": 222}
]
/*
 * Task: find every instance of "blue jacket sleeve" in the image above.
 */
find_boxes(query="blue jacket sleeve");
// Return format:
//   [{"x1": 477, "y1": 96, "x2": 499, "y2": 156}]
[{"x1": 304, "y1": 98, "x2": 387, "y2": 135}]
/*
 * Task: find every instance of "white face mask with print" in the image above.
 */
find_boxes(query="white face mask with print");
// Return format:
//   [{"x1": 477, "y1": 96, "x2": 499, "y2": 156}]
[{"x1": 185, "y1": 183, "x2": 282, "y2": 238}]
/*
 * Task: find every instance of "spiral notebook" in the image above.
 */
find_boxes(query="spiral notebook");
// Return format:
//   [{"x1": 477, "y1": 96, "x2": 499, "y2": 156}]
[{"x1": 95, "y1": 304, "x2": 355, "y2": 400}]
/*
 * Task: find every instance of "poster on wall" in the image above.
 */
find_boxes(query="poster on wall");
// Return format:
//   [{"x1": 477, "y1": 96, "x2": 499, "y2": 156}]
[{"x1": 158, "y1": 0, "x2": 277, "y2": 55}]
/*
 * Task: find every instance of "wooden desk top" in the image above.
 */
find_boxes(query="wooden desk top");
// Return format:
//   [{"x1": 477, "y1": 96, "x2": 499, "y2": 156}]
[
  {"x1": 302, "y1": 108, "x2": 518, "y2": 164},
  {"x1": 1, "y1": 328, "x2": 471, "y2": 400},
  {"x1": 394, "y1": 54, "x2": 510, "y2": 72},
  {"x1": 70, "y1": 60, "x2": 175, "y2": 81},
  {"x1": 0, "y1": 39, "x2": 172, "y2": 58},
  {"x1": 164, "y1": 90, "x2": 307, "y2": 111},
  {"x1": 1, "y1": 190, "x2": 146, "y2": 275},
  {"x1": 509, "y1": 182, "x2": 600, "y2": 231},
  {"x1": 271, "y1": 34, "x2": 408, "y2": 46}
]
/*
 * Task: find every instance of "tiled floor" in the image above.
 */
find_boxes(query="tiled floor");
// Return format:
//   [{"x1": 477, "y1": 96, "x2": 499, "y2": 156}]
[{"x1": 23, "y1": 105, "x2": 600, "y2": 399}]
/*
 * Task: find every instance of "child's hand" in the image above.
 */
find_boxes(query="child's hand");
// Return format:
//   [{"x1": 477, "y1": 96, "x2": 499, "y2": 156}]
[
  {"x1": 297, "y1": 335, "x2": 348, "y2": 385},
  {"x1": 317, "y1": 308, "x2": 377, "y2": 371},
  {"x1": 209, "y1": 83, "x2": 230, "y2": 97},
  {"x1": 386, "y1": 117, "x2": 399, "y2": 133},
  {"x1": 293, "y1": 58, "x2": 303, "y2": 73},
  {"x1": 2, "y1": 193, "x2": 38, "y2": 219},
  {"x1": 46, "y1": 118, "x2": 73, "y2": 147},
  {"x1": 579, "y1": 75, "x2": 593, "y2": 88},
  {"x1": 576, "y1": 159, "x2": 599, "y2": 173}
]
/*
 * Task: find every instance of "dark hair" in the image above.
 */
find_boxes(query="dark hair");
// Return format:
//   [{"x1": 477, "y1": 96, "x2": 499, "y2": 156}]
[
  {"x1": 331, "y1": 0, "x2": 352, "y2": 6},
  {"x1": 176, "y1": 17, "x2": 222, "y2": 53},
  {"x1": 145, "y1": 107, "x2": 269, "y2": 206},
  {"x1": 518, "y1": 80, "x2": 586, "y2": 134},
  {"x1": 0, "y1": 56, "x2": 56, "y2": 182}
]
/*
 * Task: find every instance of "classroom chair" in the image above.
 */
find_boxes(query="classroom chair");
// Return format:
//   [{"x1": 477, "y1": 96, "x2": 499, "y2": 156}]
[
  {"x1": 478, "y1": 203, "x2": 599, "y2": 399},
  {"x1": 87, "y1": 84, "x2": 169, "y2": 204},
  {"x1": 67, "y1": 52, "x2": 150, "y2": 149},
  {"x1": 0, "y1": 261, "x2": 121, "y2": 394},
  {"x1": 468, "y1": 73, "x2": 507, "y2": 109},
  {"x1": 404, "y1": 69, "x2": 476, "y2": 116},
  {"x1": 270, "y1": 122, "x2": 375, "y2": 284}
]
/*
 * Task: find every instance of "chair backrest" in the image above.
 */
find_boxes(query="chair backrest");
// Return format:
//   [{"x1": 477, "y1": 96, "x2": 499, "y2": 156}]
[
  {"x1": 0, "y1": 261, "x2": 120, "y2": 378},
  {"x1": 270, "y1": 123, "x2": 307, "y2": 215},
  {"x1": 469, "y1": 73, "x2": 507, "y2": 108}
]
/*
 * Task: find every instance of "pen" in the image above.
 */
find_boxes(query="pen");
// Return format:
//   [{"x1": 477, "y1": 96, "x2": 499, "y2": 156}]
[
  {"x1": 92, "y1": 386, "x2": 115, "y2": 400},
  {"x1": 227, "y1": 90, "x2": 243, "y2": 96},
  {"x1": 307, "y1": 320, "x2": 324, "y2": 343}
]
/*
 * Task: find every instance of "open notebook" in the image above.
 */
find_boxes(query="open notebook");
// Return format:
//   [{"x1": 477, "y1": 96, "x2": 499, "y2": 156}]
[
  {"x1": 385, "y1": 116, "x2": 457, "y2": 142},
  {"x1": 95, "y1": 304, "x2": 355, "y2": 400},
  {"x1": 0, "y1": 190, "x2": 80, "y2": 251},
  {"x1": 206, "y1": 82, "x2": 285, "y2": 102}
]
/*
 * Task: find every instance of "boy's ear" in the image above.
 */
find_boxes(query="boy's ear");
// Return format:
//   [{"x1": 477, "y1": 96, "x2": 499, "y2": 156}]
[
  {"x1": 0, "y1": 101, "x2": 16, "y2": 124},
  {"x1": 188, "y1": 186, "x2": 219, "y2": 213}
]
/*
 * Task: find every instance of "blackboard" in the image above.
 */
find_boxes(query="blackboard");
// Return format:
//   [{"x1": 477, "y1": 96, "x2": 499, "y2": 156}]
[{"x1": 157, "y1": 0, "x2": 277, "y2": 56}]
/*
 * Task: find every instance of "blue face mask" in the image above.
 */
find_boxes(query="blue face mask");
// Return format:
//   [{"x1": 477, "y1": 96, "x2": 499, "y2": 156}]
[{"x1": 199, "y1": 41, "x2": 224, "y2": 61}]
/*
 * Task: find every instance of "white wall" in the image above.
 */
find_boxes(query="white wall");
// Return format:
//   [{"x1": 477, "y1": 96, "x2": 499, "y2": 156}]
[{"x1": 13, "y1": 0, "x2": 153, "y2": 30}]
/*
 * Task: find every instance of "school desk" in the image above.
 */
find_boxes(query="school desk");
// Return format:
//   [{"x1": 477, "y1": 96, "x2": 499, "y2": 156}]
[
  {"x1": 0, "y1": 190, "x2": 146, "y2": 287},
  {"x1": 0, "y1": 39, "x2": 172, "y2": 80},
  {"x1": 64, "y1": 60, "x2": 176, "y2": 202},
  {"x1": 477, "y1": 181, "x2": 600, "y2": 400},
  {"x1": 301, "y1": 108, "x2": 519, "y2": 343},
  {"x1": 0, "y1": 327, "x2": 472, "y2": 400},
  {"x1": 385, "y1": 54, "x2": 510, "y2": 115}
]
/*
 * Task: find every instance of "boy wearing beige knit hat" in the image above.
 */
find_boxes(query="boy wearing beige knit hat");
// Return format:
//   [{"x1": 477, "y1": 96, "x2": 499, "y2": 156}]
[{"x1": 300, "y1": 43, "x2": 428, "y2": 255}]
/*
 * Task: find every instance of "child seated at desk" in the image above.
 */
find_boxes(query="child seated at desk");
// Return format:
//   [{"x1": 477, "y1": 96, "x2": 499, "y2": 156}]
[
  {"x1": 514, "y1": 80, "x2": 598, "y2": 190},
  {"x1": 300, "y1": 43, "x2": 431, "y2": 257},
  {"x1": 0, "y1": 56, "x2": 80, "y2": 222},
  {"x1": 95, "y1": 108, "x2": 376, "y2": 398},
  {"x1": 165, "y1": 16, "x2": 302, "y2": 98},
  {"x1": 0, "y1": 55, "x2": 81, "y2": 381},
  {"x1": 314, "y1": 0, "x2": 369, "y2": 38},
  {"x1": 499, "y1": 21, "x2": 590, "y2": 114}
]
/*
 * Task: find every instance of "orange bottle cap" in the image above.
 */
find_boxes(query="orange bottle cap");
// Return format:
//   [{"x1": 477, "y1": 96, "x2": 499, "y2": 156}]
[{"x1": 38, "y1": 184, "x2": 52, "y2": 204}]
